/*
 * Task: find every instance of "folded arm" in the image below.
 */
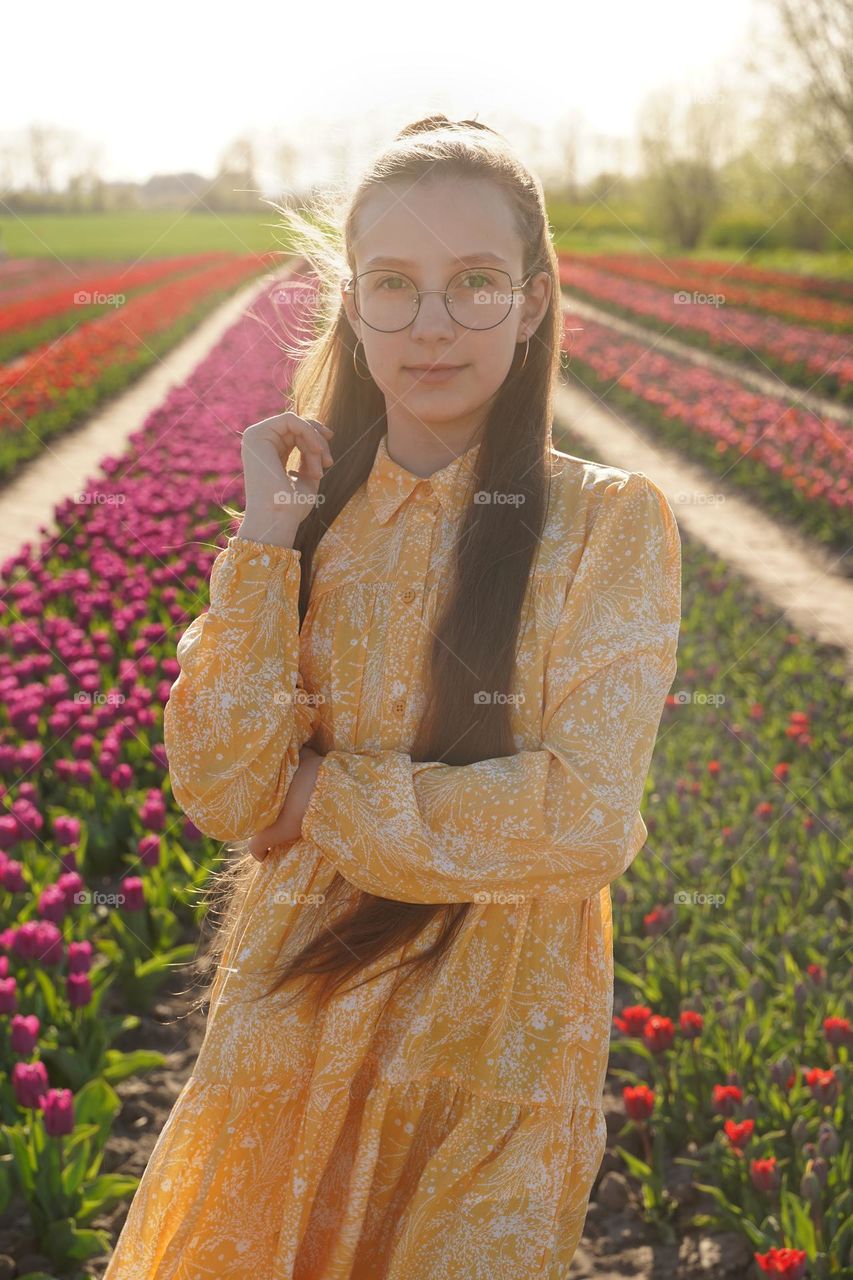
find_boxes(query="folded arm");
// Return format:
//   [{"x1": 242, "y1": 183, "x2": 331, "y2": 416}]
[{"x1": 300, "y1": 471, "x2": 681, "y2": 904}]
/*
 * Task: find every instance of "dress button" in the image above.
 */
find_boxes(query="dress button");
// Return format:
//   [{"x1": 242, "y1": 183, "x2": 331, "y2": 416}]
[
  {"x1": 392, "y1": 699, "x2": 406, "y2": 716},
  {"x1": 401, "y1": 588, "x2": 416, "y2": 604}
]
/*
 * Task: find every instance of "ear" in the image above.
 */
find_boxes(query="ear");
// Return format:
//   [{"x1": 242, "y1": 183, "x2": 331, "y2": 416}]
[
  {"x1": 520, "y1": 270, "x2": 552, "y2": 336},
  {"x1": 341, "y1": 285, "x2": 362, "y2": 339}
]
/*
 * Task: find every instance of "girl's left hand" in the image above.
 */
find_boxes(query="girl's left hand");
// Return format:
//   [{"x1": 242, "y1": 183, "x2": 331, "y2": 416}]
[{"x1": 246, "y1": 747, "x2": 325, "y2": 862}]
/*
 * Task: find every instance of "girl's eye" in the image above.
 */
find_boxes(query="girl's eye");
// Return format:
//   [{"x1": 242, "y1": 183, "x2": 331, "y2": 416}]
[
  {"x1": 377, "y1": 275, "x2": 410, "y2": 291},
  {"x1": 458, "y1": 271, "x2": 492, "y2": 290}
]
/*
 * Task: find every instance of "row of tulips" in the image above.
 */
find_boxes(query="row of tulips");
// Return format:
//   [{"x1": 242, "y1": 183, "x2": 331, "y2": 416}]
[
  {"x1": 559, "y1": 309, "x2": 852, "y2": 557},
  {"x1": 0, "y1": 273, "x2": 316, "y2": 1271},
  {"x1": 637, "y1": 256, "x2": 853, "y2": 304},
  {"x1": 0, "y1": 259, "x2": 80, "y2": 301},
  {"x1": 0, "y1": 253, "x2": 245, "y2": 363},
  {"x1": 562, "y1": 462, "x2": 850, "y2": 1278},
  {"x1": 0, "y1": 252, "x2": 274, "y2": 484},
  {"x1": 558, "y1": 256, "x2": 853, "y2": 403},
  {"x1": 557, "y1": 252, "x2": 853, "y2": 332}
]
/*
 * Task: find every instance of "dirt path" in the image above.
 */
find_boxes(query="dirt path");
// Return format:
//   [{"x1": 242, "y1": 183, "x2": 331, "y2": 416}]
[
  {"x1": 554, "y1": 381, "x2": 853, "y2": 689},
  {"x1": 0, "y1": 267, "x2": 289, "y2": 564}
]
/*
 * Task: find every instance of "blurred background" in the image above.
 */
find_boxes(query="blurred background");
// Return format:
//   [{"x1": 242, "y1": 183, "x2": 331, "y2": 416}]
[{"x1": 2, "y1": 0, "x2": 851, "y2": 267}]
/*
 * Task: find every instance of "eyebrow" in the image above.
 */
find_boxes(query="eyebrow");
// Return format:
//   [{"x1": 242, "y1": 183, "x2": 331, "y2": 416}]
[{"x1": 363, "y1": 252, "x2": 510, "y2": 269}]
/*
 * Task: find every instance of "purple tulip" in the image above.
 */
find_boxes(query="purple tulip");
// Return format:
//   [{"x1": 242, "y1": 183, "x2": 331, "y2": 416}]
[
  {"x1": 10, "y1": 1013, "x2": 40, "y2": 1055},
  {"x1": 38, "y1": 883, "x2": 69, "y2": 923},
  {"x1": 111, "y1": 763, "x2": 133, "y2": 791},
  {"x1": 58, "y1": 871, "x2": 85, "y2": 905},
  {"x1": 0, "y1": 814, "x2": 20, "y2": 850},
  {"x1": 66, "y1": 972, "x2": 92, "y2": 1008},
  {"x1": 12, "y1": 1059, "x2": 49, "y2": 1109},
  {"x1": 0, "y1": 976, "x2": 18, "y2": 1014},
  {"x1": 54, "y1": 815, "x2": 81, "y2": 847},
  {"x1": 67, "y1": 939, "x2": 93, "y2": 973},
  {"x1": 121, "y1": 876, "x2": 145, "y2": 912},
  {"x1": 138, "y1": 834, "x2": 161, "y2": 867},
  {"x1": 0, "y1": 858, "x2": 25, "y2": 892},
  {"x1": 41, "y1": 1087, "x2": 74, "y2": 1136}
]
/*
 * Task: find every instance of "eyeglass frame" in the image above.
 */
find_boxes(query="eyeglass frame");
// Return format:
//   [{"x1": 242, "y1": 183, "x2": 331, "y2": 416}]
[{"x1": 342, "y1": 266, "x2": 535, "y2": 332}]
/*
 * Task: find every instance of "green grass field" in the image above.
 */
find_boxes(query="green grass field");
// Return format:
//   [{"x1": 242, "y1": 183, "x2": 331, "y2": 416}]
[{"x1": 1, "y1": 208, "x2": 852, "y2": 279}]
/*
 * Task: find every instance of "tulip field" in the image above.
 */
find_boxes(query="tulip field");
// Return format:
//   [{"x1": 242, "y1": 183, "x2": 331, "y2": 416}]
[
  {"x1": 0, "y1": 255, "x2": 850, "y2": 1279},
  {"x1": 558, "y1": 252, "x2": 853, "y2": 404},
  {"x1": 0, "y1": 251, "x2": 275, "y2": 483}
]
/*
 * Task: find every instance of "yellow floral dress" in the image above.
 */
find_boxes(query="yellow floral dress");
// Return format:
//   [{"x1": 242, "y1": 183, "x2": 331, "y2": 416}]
[{"x1": 104, "y1": 431, "x2": 681, "y2": 1279}]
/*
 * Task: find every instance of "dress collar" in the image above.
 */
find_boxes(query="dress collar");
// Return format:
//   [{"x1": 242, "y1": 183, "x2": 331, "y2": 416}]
[{"x1": 366, "y1": 432, "x2": 482, "y2": 525}]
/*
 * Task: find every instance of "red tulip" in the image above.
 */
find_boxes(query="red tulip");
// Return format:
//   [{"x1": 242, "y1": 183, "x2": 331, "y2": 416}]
[
  {"x1": 623, "y1": 1084, "x2": 655, "y2": 1120},
  {"x1": 613, "y1": 1005, "x2": 652, "y2": 1037},
  {"x1": 724, "y1": 1118, "x2": 754, "y2": 1149},
  {"x1": 804, "y1": 1066, "x2": 839, "y2": 1105},
  {"x1": 754, "y1": 1246, "x2": 807, "y2": 1278},
  {"x1": 750, "y1": 1156, "x2": 780, "y2": 1192},
  {"x1": 642, "y1": 1015, "x2": 675, "y2": 1054},
  {"x1": 712, "y1": 1083, "x2": 742, "y2": 1116},
  {"x1": 823, "y1": 1016, "x2": 851, "y2": 1047},
  {"x1": 679, "y1": 1010, "x2": 703, "y2": 1039}
]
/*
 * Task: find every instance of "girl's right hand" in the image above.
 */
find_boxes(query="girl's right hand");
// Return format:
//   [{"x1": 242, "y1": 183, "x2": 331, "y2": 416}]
[{"x1": 240, "y1": 412, "x2": 335, "y2": 530}]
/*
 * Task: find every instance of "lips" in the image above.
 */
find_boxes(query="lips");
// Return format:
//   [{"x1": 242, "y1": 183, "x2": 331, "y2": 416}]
[{"x1": 402, "y1": 364, "x2": 468, "y2": 383}]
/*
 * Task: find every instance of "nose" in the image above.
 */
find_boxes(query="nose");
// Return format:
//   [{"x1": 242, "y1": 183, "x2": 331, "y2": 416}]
[{"x1": 409, "y1": 289, "x2": 458, "y2": 342}]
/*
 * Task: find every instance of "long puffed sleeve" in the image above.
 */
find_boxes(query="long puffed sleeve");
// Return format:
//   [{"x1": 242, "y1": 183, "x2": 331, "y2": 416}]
[
  {"x1": 300, "y1": 471, "x2": 681, "y2": 904},
  {"x1": 163, "y1": 535, "x2": 320, "y2": 841}
]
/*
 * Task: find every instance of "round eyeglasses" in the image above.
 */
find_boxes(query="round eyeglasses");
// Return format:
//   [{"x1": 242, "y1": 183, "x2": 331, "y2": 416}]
[{"x1": 343, "y1": 267, "x2": 533, "y2": 333}]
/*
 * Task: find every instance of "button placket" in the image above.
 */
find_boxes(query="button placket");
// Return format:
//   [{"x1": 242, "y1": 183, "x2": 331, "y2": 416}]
[{"x1": 380, "y1": 487, "x2": 435, "y2": 732}]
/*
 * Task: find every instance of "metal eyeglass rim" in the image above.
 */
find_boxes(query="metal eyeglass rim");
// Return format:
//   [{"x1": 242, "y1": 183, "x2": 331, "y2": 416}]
[{"x1": 341, "y1": 270, "x2": 534, "y2": 332}]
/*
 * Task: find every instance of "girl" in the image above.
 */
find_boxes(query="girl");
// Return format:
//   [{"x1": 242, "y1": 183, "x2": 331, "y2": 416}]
[{"x1": 105, "y1": 114, "x2": 681, "y2": 1279}]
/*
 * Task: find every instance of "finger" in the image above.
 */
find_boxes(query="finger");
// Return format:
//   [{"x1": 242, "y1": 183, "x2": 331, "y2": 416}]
[{"x1": 301, "y1": 419, "x2": 335, "y2": 470}]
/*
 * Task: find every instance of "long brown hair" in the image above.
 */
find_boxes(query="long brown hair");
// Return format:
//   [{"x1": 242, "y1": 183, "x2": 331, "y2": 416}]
[{"x1": 192, "y1": 113, "x2": 564, "y2": 1021}]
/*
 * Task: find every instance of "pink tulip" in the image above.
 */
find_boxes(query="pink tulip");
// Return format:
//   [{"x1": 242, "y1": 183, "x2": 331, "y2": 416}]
[{"x1": 40, "y1": 1087, "x2": 74, "y2": 1137}]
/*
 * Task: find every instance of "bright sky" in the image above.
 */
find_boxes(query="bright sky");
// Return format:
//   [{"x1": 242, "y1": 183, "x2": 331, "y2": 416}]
[{"x1": 4, "y1": 0, "x2": 762, "y2": 191}]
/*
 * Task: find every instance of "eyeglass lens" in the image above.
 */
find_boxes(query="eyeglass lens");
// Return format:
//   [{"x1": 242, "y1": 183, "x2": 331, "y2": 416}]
[{"x1": 353, "y1": 268, "x2": 522, "y2": 332}]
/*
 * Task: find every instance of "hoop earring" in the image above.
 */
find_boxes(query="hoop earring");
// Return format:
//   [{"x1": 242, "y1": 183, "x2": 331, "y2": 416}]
[
  {"x1": 353, "y1": 339, "x2": 373, "y2": 381},
  {"x1": 518, "y1": 336, "x2": 530, "y2": 369}
]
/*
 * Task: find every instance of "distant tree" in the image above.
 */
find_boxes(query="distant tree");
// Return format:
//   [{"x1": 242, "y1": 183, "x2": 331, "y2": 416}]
[
  {"x1": 637, "y1": 87, "x2": 737, "y2": 248},
  {"x1": 751, "y1": 0, "x2": 853, "y2": 185}
]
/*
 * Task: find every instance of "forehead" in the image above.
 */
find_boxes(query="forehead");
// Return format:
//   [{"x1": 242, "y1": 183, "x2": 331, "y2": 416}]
[{"x1": 352, "y1": 177, "x2": 522, "y2": 271}]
